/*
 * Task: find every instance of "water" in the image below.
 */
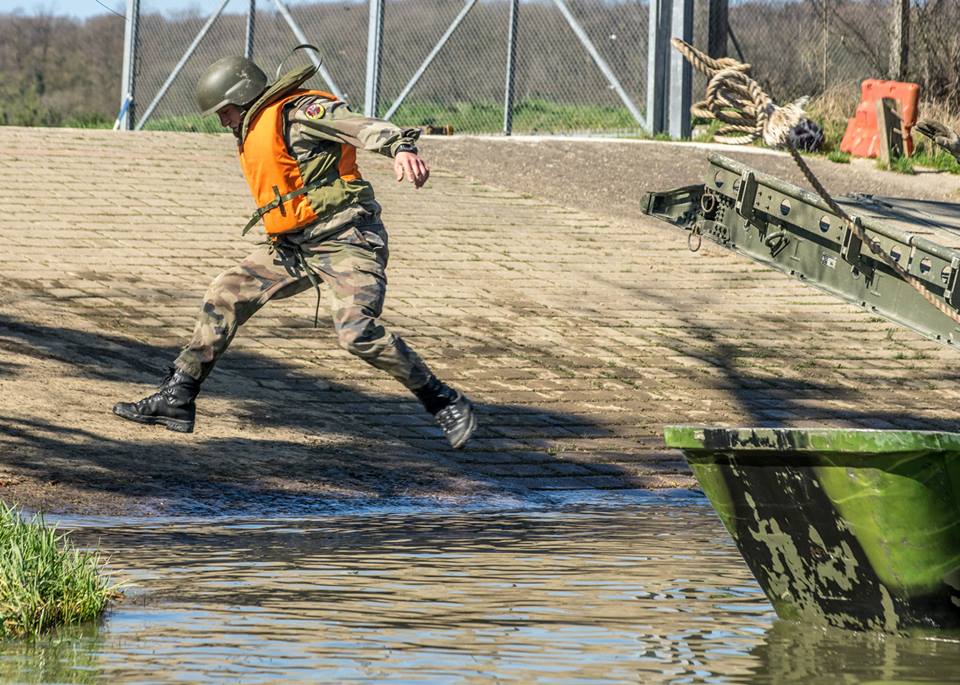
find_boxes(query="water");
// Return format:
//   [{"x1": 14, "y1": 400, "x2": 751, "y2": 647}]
[{"x1": 3, "y1": 495, "x2": 960, "y2": 684}]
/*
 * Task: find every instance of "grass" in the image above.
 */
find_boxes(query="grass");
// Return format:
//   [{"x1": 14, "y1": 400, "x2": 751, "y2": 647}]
[
  {"x1": 390, "y1": 98, "x2": 642, "y2": 134},
  {"x1": 135, "y1": 99, "x2": 644, "y2": 136},
  {"x1": 880, "y1": 155, "x2": 916, "y2": 174},
  {"x1": 60, "y1": 113, "x2": 114, "y2": 129},
  {"x1": 692, "y1": 119, "x2": 724, "y2": 142},
  {"x1": 907, "y1": 137, "x2": 960, "y2": 174},
  {"x1": 0, "y1": 503, "x2": 115, "y2": 638},
  {"x1": 805, "y1": 82, "x2": 860, "y2": 155},
  {"x1": 827, "y1": 150, "x2": 851, "y2": 164},
  {"x1": 142, "y1": 113, "x2": 222, "y2": 133}
]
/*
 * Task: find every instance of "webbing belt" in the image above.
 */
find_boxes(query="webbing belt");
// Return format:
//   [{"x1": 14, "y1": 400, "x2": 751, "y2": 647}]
[
  {"x1": 241, "y1": 182, "x2": 326, "y2": 236},
  {"x1": 294, "y1": 247, "x2": 323, "y2": 328},
  {"x1": 268, "y1": 238, "x2": 324, "y2": 328},
  {"x1": 243, "y1": 181, "x2": 327, "y2": 326}
]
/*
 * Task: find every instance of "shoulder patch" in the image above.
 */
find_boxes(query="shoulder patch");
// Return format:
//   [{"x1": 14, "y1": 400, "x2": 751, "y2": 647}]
[{"x1": 303, "y1": 102, "x2": 325, "y2": 120}]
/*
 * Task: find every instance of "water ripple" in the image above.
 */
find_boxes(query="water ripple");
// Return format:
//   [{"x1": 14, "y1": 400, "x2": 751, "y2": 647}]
[{"x1": 3, "y1": 502, "x2": 958, "y2": 683}]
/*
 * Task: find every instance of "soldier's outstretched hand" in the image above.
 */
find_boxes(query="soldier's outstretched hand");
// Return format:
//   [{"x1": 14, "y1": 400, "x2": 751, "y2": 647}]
[
  {"x1": 395, "y1": 151, "x2": 430, "y2": 189},
  {"x1": 916, "y1": 118, "x2": 960, "y2": 160}
]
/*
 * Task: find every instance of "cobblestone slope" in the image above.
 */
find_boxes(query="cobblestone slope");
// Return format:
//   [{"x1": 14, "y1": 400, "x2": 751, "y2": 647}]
[{"x1": 1, "y1": 127, "x2": 958, "y2": 515}]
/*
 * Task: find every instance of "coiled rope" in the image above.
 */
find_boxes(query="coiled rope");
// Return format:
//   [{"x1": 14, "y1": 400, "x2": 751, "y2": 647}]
[{"x1": 672, "y1": 38, "x2": 960, "y2": 326}]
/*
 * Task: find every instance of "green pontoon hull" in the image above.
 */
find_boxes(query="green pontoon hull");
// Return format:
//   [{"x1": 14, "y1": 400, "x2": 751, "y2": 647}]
[{"x1": 664, "y1": 426, "x2": 960, "y2": 633}]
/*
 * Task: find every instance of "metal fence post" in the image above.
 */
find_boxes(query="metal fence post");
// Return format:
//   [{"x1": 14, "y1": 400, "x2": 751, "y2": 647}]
[
  {"x1": 364, "y1": 0, "x2": 385, "y2": 117},
  {"x1": 707, "y1": 0, "x2": 727, "y2": 58},
  {"x1": 245, "y1": 0, "x2": 256, "y2": 60},
  {"x1": 890, "y1": 0, "x2": 909, "y2": 80},
  {"x1": 135, "y1": 0, "x2": 232, "y2": 130},
  {"x1": 821, "y1": 0, "x2": 828, "y2": 93},
  {"x1": 116, "y1": 0, "x2": 140, "y2": 130},
  {"x1": 503, "y1": 0, "x2": 519, "y2": 135},
  {"x1": 646, "y1": 0, "x2": 668, "y2": 135},
  {"x1": 667, "y1": 0, "x2": 693, "y2": 139}
]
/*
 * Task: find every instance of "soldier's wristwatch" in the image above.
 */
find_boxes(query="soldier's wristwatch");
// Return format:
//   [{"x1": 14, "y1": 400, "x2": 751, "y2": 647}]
[{"x1": 395, "y1": 143, "x2": 418, "y2": 155}]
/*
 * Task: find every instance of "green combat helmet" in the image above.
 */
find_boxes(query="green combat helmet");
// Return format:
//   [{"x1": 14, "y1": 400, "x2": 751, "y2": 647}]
[{"x1": 196, "y1": 56, "x2": 268, "y2": 116}]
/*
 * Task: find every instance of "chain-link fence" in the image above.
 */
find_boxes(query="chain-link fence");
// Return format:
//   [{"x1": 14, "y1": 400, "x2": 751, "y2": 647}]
[
  {"x1": 724, "y1": 0, "x2": 895, "y2": 104},
  {"x1": 127, "y1": 0, "x2": 651, "y2": 135},
  {"x1": 122, "y1": 0, "x2": 926, "y2": 136}
]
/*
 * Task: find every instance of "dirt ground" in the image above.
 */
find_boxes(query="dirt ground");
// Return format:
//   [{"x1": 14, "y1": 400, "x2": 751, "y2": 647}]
[
  {"x1": 3, "y1": 128, "x2": 960, "y2": 517},
  {"x1": 420, "y1": 135, "x2": 960, "y2": 220}
]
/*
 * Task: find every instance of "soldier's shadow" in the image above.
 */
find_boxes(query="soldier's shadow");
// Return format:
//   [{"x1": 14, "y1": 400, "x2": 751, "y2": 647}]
[
  {"x1": 0, "y1": 314, "x2": 646, "y2": 514},
  {"x1": 600, "y1": 277, "x2": 960, "y2": 431}
]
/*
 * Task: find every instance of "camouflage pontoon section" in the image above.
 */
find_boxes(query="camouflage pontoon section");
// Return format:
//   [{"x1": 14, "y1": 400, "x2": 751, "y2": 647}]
[{"x1": 664, "y1": 426, "x2": 960, "y2": 633}]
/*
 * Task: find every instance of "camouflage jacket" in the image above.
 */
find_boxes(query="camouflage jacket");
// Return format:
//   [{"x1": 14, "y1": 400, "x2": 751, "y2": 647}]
[
  {"x1": 239, "y1": 67, "x2": 420, "y2": 240},
  {"x1": 279, "y1": 93, "x2": 419, "y2": 238}
]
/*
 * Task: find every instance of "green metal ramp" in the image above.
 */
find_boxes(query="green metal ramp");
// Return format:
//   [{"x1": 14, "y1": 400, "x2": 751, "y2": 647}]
[{"x1": 644, "y1": 154, "x2": 960, "y2": 347}]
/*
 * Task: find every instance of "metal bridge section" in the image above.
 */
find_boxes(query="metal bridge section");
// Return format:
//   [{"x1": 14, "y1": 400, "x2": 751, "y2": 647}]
[
  {"x1": 115, "y1": 0, "x2": 702, "y2": 136},
  {"x1": 644, "y1": 154, "x2": 960, "y2": 348}
]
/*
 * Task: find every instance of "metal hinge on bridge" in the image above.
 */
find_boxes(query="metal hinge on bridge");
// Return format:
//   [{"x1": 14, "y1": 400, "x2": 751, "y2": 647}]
[
  {"x1": 945, "y1": 256, "x2": 960, "y2": 308},
  {"x1": 735, "y1": 170, "x2": 757, "y2": 222},
  {"x1": 841, "y1": 217, "x2": 863, "y2": 264}
]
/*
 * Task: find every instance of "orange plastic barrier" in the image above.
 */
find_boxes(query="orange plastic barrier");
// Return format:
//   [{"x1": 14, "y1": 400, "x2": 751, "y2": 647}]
[{"x1": 840, "y1": 79, "x2": 920, "y2": 158}]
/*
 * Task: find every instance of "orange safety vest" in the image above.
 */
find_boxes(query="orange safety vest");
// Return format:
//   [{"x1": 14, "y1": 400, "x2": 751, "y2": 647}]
[{"x1": 239, "y1": 90, "x2": 362, "y2": 236}]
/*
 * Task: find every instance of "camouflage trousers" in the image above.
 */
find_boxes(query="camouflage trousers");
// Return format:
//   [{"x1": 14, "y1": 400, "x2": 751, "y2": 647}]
[{"x1": 174, "y1": 220, "x2": 434, "y2": 390}]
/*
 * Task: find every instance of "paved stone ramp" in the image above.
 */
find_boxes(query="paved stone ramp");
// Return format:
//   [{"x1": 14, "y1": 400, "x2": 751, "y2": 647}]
[{"x1": 1, "y1": 126, "x2": 958, "y2": 515}]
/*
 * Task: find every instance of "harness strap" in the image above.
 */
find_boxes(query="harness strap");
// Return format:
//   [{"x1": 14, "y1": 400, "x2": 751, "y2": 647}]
[
  {"x1": 269, "y1": 239, "x2": 324, "y2": 328},
  {"x1": 295, "y1": 248, "x2": 323, "y2": 328},
  {"x1": 241, "y1": 181, "x2": 327, "y2": 236}
]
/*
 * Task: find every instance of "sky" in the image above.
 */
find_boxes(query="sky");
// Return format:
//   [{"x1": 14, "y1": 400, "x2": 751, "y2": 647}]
[
  {"x1": 0, "y1": 0, "x2": 246, "y2": 20},
  {"x1": 0, "y1": 0, "x2": 389, "y2": 18}
]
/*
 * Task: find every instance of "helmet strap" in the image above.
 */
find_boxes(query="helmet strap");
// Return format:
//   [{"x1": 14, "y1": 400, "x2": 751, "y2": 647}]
[{"x1": 275, "y1": 44, "x2": 321, "y2": 80}]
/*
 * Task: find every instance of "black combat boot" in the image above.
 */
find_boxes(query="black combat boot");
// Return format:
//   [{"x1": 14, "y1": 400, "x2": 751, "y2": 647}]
[
  {"x1": 414, "y1": 376, "x2": 477, "y2": 449},
  {"x1": 112, "y1": 367, "x2": 201, "y2": 433}
]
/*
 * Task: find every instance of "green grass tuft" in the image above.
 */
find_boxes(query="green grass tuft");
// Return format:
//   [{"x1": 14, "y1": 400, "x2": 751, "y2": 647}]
[
  {"x1": 692, "y1": 119, "x2": 724, "y2": 142},
  {"x1": 827, "y1": 150, "x2": 851, "y2": 164},
  {"x1": 880, "y1": 155, "x2": 916, "y2": 174},
  {"x1": 816, "y1": 117, "x2": 849, "y2": 154},
  {"x1": 909, "y1": 136, "x2": 960, "y2": 174},
  {"x1": 60, "y1": 113, "x2": 113, "y2": 130},
  {"x1": 0, "y1": 503, "x2": 116, "y2": 638},
  {"x1": 142, "y1": 113, "x2": 223, "y2": 133}
]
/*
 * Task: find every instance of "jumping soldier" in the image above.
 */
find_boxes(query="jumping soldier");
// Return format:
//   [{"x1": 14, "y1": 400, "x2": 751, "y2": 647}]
[{"x1": 113, "y1": 54, "x2": 477, "y2": 448}]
